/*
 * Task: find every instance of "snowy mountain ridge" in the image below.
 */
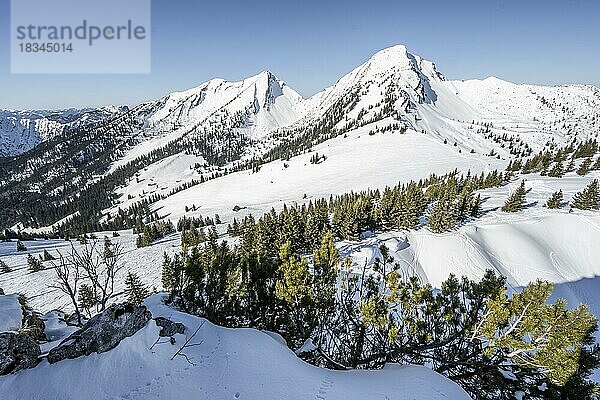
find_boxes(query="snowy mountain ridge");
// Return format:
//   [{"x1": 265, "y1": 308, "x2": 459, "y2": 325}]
[
  {"x1": 139, "y1": 70, "x2": 305, "y2": 138},
  {"x1": 0, "y1": 106, "x2": 127, "y2": 157},
  {"x1": 1, "y1": 44, "x2": 600, "y2": 234},
  {"x1": 4, "y1": 44, "x2": 599, "y2": 160}
]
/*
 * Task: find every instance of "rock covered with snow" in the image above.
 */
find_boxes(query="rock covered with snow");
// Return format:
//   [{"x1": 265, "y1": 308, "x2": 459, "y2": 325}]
[
  {"x1": 154, "y1": 316, "x2": 185, "y2": 337},
  {"x1": 17, "y1": 296, "x2": 46, "y2": 341},
  {"x1": 47, "y1": 303, "x2": 151, "y2": 364},
  {"x1": 0, "y1": 295, "x2": 22, "y2": 333},
  {"x1": 0, "y1": 332, "x2": 41, "y2": 375}
]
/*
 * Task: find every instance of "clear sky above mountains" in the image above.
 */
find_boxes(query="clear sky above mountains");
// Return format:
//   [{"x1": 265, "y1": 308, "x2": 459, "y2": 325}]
[{"x1": 0, "y1": 0, "x2": 598, "y2": 109}]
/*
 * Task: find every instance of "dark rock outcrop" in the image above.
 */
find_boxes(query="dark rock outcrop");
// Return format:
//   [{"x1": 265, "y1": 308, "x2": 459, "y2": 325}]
[
  {"x1": 47, "y1": 303, "x2": 151, "y2": 364},
  {"x1": 18, "y1": 295, "x2": 46, "y2": 341},
  {"x1": 155, "y1": 317, "x2": 185, "y2": 337},
  {"x1": 0, "y1": 332, "x2": 41, "y2": 375}
]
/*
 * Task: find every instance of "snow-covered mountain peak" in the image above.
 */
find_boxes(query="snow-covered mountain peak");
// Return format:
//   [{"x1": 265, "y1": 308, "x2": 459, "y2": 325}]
[
  {"x1": 361, "y1": 45, "x2": 445, "y2": 82},
  {"x1": 364, "y1": 44, "x2": 417, "y2": 73},
  {"x1": 136, "y1": 70, "x2": 305, "y2": 142},
  {"x1": 299, "y1": 45, "x2": 445, "y2": 131}
]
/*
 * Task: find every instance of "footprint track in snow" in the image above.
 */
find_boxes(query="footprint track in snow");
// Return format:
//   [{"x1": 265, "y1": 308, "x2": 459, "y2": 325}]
[{"x1": 315, "y1": 376, "x2": 334, "y2": 400}]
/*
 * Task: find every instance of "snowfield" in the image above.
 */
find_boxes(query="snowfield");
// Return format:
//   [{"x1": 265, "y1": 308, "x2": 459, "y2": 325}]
[
  {"x1": 0, "y1": 232, "x2": 178, "y2": 312},
  {"x1": 0, "y1": 294, "x2": 22, "y2": 332},
  {"x1": 0, "y1": 295, "x2": 472, "y2": 400},
  {"x1": 114, "y1": 125, "x2": 504, "y2": 226}
]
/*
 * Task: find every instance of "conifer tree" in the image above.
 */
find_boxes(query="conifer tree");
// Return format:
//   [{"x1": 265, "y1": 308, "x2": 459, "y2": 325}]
[
  {"x1": 311, "y1": 230, "x2": 338, "y2": 316},
  {"x1": 43, "y1": 249, "x2": 55, "y2": 261},
  {"x1": 27, "y1": 254, "x2": 43, "y2": 273},
  {"x1": 16, "y1": 240, "x2": 27, "y2": 252},
  {"x1": 545, "y1": 190, "x2": 563, "y2": 209},
  {"x1": 470, "y1": 193, "x2": 482, "y2": 217},
  {"x1": 571, "y1": 179, "x2": 600, "y2": 210},
  {"x1": 548, "y1": 161, "x2": 564, "y2": 178},
  {"x1": 161, "y1": 253, "x2": 185, "y2": 301},
  {"x1": 0, "y1": 260, "x2": 11, "y2": 274},
  {"x1": 501, "y1": 180, "x2": 527, "y2": 212},
  {"x1": 276, "y1": 241, "x2": 312, "y2": 310},
  {"x1": 124, "y1": 272, "x2": 150, "y2": 304},
  {"x1": 456, "y1": 186, "x2": 475, "y2": 222},
  {"x1": 577, "y1": 157, "x2": 593, "y2": 176},
  {"x1": 78, "y1": 283, "x2": 98, "y2": 317}
]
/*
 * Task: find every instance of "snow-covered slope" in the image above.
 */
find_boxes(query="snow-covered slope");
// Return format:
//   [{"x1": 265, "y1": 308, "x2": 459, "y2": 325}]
[
  {"x1": 117, "y1": 125, "x2": 502, "y2": 225},
  {"x1": 0, "y1": 294, "x2": 22, "y2": 332},
  {"x1": 108, "y1": 71, "x2": 306, "y2": 172},
  {"x1": 105, "y1": 45, "x2": 600, "y2": 216},
  {"x1": 0, "y1": 107, "x2": 125, "y2": 157},
  {"x1": 0, "y1": 295, "x2": 471, "y2": 400}
]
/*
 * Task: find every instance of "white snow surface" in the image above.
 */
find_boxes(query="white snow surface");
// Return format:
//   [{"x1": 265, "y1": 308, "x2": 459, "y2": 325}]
[
  {"x1": 0, "y1": 294, "x2": 22, "y2": 332},
  {"x1": 114, "y1": 126, "x2": 503, "y2": 224},
  {"x1": 0, "y1": 294, "x2": 472, "y2": 400}
]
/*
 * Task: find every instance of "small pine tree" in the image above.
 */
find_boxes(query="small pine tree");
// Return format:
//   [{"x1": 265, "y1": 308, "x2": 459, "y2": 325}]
[
  {"x1": 42, "y1": 249, "x2": 55, "y2": 261},
  {"x1": 470, "y1": 194, "x2": 482, "y2": 217},
  {"x1": 571, "y1": 179, "x2": 600, "y2": 210},
  {"x1": 27, "y1": 254, "x2": 43, "y2": 273},
  {"x1": 428, "y1": 194, "x2": 457, "y2": 233},
  {"x1": 125, "y1": 272, "x2": 150, "y2": 304},
  {"x1": 577, "y1": 157, "x2": 592, "y2": 176},
  {"x1": 545, "y1": 190, "x2": 563, "y2": 209},
  {"x1": 0, "y1": 260, "x2": 11, "y2": 274},
  {"x1": 78, "y1": 283, "x2": 98, "y2": 316},
  {"x1": 548, "y1": 161, "x2": 564, "y2": 178},
  {"x1": 16, "y1": 240, "x2": 27, "y2": 252},
  {"x1": 501, "y1": 180, "x2": 527, "y2": 212}
]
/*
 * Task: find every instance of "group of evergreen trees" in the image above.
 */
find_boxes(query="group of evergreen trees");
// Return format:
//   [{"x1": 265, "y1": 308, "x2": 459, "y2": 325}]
[
  {"x1": 154, "y1": 156, "x2": 600, "y2": 398},
  {"x1": 162, "y1": 225, "x2": 599, "y2": 399},
  {"x1": 509, "y1": 138, "x2": 600, "y2": 177},
  {"x1": 225, "y1": 170, "x2": 507, "y2": 246},
  {"x1": 501, "y1": 178, "x2": 600, "y2": 212},
  {"x1": 136, "y1": 220, "x2": 175, "y2": 248}
]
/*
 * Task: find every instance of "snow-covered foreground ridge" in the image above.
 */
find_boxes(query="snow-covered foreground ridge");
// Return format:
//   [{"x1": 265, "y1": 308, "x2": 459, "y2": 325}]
[{"x1": 0, "y1": 295, "x2": 471, "y2": 400}]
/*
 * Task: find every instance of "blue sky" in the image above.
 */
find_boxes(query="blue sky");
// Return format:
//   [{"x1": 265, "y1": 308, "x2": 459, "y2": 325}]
[{"x1": 1, "y1": 0, "x2": 599, "y2": 109}]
